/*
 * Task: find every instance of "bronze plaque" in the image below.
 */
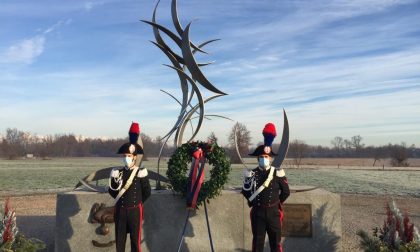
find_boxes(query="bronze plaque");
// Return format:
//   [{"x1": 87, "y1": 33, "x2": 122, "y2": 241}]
[{"x1": 282, "y1": 204, "x2": 312, "y2": 237}]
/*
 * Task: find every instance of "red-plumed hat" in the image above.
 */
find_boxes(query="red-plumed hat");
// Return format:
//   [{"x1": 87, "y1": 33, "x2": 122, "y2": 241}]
[
  {"x1": 249, "y1": 123, "x2": 277, "y2": 156},
  {"x1": 117, "y1": 122, "x2": 143, "y2": 155},
  {"x1": 262, "y1": 123, "x2": 276, "y2": 147},
  {"x1": 129, "y1": 122, "x2": 140, "y2": 144}
]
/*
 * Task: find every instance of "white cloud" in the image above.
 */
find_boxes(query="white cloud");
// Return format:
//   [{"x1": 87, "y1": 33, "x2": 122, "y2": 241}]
[
  {"x1": 1, "y1": 36, "x2": 45, "y2": 64},
  {"x1": 85, "y1": 2, "x2": 94, "y2": 11},
  {"x1": 0, "y1": 18, "x2": 72, "y2": 65},
  {"x1": 324, "y1": 0, "x2": 416, "y2": 16},
  {"x1": 43, "y1": 19, "x2": 72, "y2": 34},
  {"x1": 84, "y1": 1, "x2": 105, "y2": 11}
]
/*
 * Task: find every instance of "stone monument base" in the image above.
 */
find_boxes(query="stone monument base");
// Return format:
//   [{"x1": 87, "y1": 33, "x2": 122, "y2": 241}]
[{"x1": 55, "y1": 188, "x2": 341, "y2": 252}]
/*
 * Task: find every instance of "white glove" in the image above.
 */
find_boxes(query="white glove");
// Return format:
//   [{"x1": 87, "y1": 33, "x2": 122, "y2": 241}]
[
  {"x1": 111, "y1": 169, "x2": 120, "y2": 178},
  {"x1": 243, "y1": 169, "x2": 253, "y2": 178}
]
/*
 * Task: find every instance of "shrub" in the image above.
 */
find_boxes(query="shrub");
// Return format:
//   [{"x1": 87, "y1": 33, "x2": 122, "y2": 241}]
[
  {"x1": 0, "y1": 199, "x2": 45, "y2": 252},
  {"x1": 357, "y1": 200, "x2": 420, "y2": 252}
]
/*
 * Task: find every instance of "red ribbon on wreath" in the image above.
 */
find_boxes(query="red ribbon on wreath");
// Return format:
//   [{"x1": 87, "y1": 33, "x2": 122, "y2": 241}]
[{"x1": 186, "y1": 142, "x2": 213, "y2": 209}]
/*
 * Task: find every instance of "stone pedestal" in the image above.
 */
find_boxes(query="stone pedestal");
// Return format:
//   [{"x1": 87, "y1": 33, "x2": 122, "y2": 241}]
[
  {"x1": 55, "y1": 188, "x2": 341, "y2": 252},
  {"x1": 282, "y1": 188, "x2": 342, "y2": 252}
]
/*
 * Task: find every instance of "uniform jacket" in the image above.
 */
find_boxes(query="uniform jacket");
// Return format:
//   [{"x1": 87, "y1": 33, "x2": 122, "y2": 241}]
[
  {"x1": 242, "y1": 166, "x2": 290, "y2": 207},
  {"x1": 108, "y1": 167, "x2": 151, "y2": 208}
]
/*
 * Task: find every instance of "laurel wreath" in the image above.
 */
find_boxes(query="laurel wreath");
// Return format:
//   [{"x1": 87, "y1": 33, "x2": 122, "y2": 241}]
[{"x1": 167, "y1": 142, "x2": 231, "y2": 207}]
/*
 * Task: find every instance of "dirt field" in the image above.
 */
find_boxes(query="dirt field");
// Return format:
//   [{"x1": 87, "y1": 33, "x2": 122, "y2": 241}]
[{"x1": 2, "y1": 193, "x2": 420, "y2": 252}]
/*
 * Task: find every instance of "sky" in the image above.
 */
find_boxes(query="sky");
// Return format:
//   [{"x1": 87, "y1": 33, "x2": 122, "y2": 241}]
[{"x1": 1, "y1": 0, "x2": 420, "y2": 147}]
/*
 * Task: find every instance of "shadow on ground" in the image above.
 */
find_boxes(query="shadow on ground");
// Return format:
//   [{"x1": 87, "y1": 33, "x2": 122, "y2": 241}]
[{"x1": 17, "y1": 215, "x2": 55, "y2": 252}]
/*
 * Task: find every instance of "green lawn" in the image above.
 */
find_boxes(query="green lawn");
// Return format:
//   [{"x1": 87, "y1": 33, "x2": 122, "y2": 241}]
[{"x1": 1, "y1": 157, "x2": 419, "y2": 197}]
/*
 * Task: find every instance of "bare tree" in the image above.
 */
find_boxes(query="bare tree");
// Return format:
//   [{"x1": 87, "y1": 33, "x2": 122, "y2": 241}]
[
  {"x1": 351, "y1": 135, "x2": 364, "y2": 151},
  {"x1": 389, "y1": 142, "x2": 410, "y2": 167},
  {"x1": 207, "y1": 132, "x2": 218, "y2": 144},
  {"x1": 3, "y1": 128, "x2": 26, "y2": 159},
  {"x1": 0, "y1": 136, "x2": 5, "y2": 157},
  {"x1": 139, "y1": 133, "x2": 153, "y2": 160},
  {"x1": 331, "y1": 136, "x2": 343, "y2": 150},
  {"x1": 228, "y1": 122, "x2": 251, "y2": 163},
  {"x1": 38, "y1": 135, "x2": 54, "y2": 159},
  {"x1": 288, "y1": 139, "x2": 309, "y2": 168},
  {"x1": 343, "y1": 139, "x2": 352, "y2": 150},
  {"x1": 372, "y1": 150, "x2": 381, "y2": 167},
  {"x1": 331, "y1": 136, "x2": 344, "y2": 156}
]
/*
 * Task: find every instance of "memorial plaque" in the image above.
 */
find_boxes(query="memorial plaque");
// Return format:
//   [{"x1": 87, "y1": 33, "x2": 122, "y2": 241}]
[{"x1": 282, "y1": 204, "x2": 312, "y2": 237}]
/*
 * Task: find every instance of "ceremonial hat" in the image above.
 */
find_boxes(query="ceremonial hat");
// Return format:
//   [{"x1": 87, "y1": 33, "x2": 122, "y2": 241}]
[
  {"x1": 249, "y1": 123, "x2": 277, "y2": 156},
  {"x1": 117, "y1": 122, "x2": 144, "y2": 155}
]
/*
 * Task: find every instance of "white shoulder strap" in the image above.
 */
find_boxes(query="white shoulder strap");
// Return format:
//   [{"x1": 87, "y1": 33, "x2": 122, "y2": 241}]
[
  {"x1": 248, "y1": 166, "x2": 275, "y2": 202},
  {"x1": 114, "y1": 166, "x2": 139, "y2": 205}
]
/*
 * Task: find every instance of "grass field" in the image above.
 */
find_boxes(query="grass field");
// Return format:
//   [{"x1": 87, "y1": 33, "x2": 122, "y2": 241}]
[{"x1": 0, "y1": 157, "x2": 419, "y2": 197}]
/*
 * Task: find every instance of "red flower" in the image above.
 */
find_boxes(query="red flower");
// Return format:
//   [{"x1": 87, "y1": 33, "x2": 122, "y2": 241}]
[
  {"x1": 2, "y1": 216, "x2": 13, "y2": 243},
  {"x1": 403, "y1": 213, "x2": 414, "y2": 242},
  {"x1": 4, "y1": 198, "x2": 9, "y2": 216}
]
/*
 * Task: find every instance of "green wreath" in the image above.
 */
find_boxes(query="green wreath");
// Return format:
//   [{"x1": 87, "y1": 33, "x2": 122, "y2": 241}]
[{"x1": 167, "y1": 142, "x2": 231, "y2": 207}]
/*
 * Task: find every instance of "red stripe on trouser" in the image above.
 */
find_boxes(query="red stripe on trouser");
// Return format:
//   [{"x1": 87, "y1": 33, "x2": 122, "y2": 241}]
[
  {"x1": 138, "y1": 203, "x2": 143, "y2": 252},
  {"x1": 278, "y1": 206, "x2": 284, "y2": 252}
]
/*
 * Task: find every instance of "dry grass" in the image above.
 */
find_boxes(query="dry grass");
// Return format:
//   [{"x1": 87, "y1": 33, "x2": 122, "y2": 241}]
[
  {"x1": 234, "y1": 157, "x2": 420, "y2": 168},
  {"x1": 286, "y1": 158, "x2": 420, "y2": 167}
]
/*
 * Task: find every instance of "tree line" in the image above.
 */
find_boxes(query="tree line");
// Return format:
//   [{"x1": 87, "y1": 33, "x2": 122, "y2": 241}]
[
  {"x1": 287, "y1": 136, "x2": 419, "y2": 167},
  {"x1": 1, "y1": 127, "x2": 419, "y2": 167},
  {"x1": 0, "y1": 126, "x2": 249, "y2": 161},
  {"x1": 0, "y1": 128, "x2": 176, "y2": 160}
]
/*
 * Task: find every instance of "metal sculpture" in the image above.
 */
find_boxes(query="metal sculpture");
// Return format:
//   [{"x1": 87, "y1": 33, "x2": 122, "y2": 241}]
[
  {"x1": 75, "y1": 1, "x2": 231, "y2": 249},
  {"x1": 74, "y1": 167, "x2": 169, "y2": 192},
  {"x1": 143, "y1": 1, "x2": 231, "y2": 251},
  {"x1": 141, "y1": 0, "x2": 230, "y2": 189},
  {"x1": 272, "y1": 110, "x2": 290, "y2": 168}
]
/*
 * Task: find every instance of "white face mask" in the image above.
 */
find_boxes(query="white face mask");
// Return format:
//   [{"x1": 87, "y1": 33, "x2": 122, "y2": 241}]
[
  {"x1": 258, "y1": 157, "x2": 270, "y2": 170},
  {"x1": 124, "y1": 156, "x2": 135, "y2": 168}
]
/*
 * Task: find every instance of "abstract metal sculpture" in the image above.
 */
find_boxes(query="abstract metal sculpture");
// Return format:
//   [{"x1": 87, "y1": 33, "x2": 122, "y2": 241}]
[
  {"x1": 143, "y1": 1, "x2": 232, "y2": 251},
  {"x1": 141, "y1": 0, "x2": 230, "y2": 188},
  {"x1": 272, "y1": 110, "x2": 290, "y2": 169}
]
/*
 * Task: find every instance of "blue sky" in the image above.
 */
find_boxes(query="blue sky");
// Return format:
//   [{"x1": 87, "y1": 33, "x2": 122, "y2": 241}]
[{"x1": 1, "y1": 0, "x2": 420, "y2": 147}]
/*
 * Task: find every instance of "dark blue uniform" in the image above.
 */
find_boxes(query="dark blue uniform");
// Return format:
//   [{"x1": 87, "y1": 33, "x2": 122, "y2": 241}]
[
  {"x1": 242, "y1": 167, "x2": 290, "y2": 252},
  {"x1": 109, "y1": 167, "x2": 151, "y2": 252}
]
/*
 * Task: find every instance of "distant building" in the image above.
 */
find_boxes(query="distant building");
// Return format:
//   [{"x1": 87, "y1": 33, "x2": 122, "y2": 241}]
[{"x1": 26, "y1": 154, "x2": 34, "y2": 159}]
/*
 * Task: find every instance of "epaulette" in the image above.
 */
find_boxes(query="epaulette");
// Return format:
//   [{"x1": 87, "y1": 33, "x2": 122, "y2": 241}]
[
  {"x1": 275, "y1": 168, "x2": 286, "y2": 177},
  {"x1": 137, "y1": 168, "x2": 148, "y2": 178}
]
